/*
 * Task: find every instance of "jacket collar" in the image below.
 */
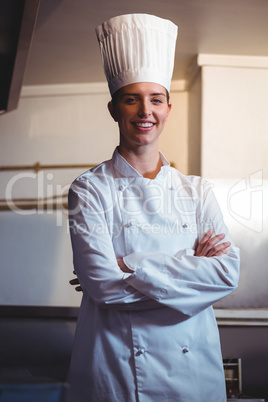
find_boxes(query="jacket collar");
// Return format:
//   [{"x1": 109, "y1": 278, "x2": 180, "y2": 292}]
[{"x1": 112, "y1": 147, "x2": 170, "y2": 181}]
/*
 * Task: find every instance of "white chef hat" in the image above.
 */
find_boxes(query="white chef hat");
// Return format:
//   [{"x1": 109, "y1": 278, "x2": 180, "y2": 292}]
[{"x1": 95, "y1": 13, "x2": 178, "y2": 95}]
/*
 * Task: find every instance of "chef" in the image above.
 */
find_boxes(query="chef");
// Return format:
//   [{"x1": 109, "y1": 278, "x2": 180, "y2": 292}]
[{"x1": 65, "y1": 13, "x2": 240, "y2": 402}]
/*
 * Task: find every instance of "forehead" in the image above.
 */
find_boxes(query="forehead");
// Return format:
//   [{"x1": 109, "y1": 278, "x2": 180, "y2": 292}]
[{"x1": 118, "y1": 82, "x2": 167, "y2": 97}]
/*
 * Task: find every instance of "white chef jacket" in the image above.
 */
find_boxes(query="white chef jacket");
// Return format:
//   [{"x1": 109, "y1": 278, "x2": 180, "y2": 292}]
[{"x1": 65, "y1": 148, "x2": 240, "y2": 402}]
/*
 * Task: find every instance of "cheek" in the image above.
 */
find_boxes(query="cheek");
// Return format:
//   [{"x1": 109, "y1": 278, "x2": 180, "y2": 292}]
[
  {"x1": 158, "y1": 110, "x2": 170, "y2": 123},
  {"x1": 117, "y1": 107, "x2": 134, "y2": 122}
]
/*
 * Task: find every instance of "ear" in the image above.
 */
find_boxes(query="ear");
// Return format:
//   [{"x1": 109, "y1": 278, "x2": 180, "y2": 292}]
[
  {"x1": 108, "y1": 101, "x2": 118, "y2": 122},
  {"x1": 165, "y1": 102, "x2": 172, "y2": 122}
]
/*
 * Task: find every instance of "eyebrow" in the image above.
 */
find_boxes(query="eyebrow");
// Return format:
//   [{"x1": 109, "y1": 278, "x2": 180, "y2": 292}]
[{"x1": 121, "y1": 92, "x2": 166, "y2": 98}]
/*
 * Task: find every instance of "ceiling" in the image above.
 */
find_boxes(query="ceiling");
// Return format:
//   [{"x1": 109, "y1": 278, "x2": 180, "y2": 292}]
[{"x1": 23, "y1": 0, "x2": 268, "y2": 87}]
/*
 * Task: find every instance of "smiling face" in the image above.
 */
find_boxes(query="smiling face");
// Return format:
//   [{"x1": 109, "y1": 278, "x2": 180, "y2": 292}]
[{"x1": 108, "y1": 82, "x2": 172, "y2": 153}]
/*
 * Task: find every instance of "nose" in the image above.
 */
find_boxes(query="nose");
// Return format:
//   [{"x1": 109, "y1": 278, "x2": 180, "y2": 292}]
[{"x1": 138, "y1": 100, "x2": 151, "y2": 118}]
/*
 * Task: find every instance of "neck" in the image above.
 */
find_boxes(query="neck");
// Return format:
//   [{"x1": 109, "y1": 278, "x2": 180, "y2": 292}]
[{"x1": 118, "y1": 144, "x2": 162, "y2": 179}]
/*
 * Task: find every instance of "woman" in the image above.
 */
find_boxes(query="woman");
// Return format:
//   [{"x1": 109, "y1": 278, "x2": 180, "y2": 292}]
[{"x1": 66, "y1": 14, "x2": 240, "y2": 402}]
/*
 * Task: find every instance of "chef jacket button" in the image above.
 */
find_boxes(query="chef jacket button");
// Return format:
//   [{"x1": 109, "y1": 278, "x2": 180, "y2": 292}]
[
  {"x1": 126, "y1": 221, "x2": 134, "y2": 228},
  {"x1": 182, "y1": 346, "x2": 189, "y2": 354},
  {"x1": 136, "y1": 347, "x2": 146, "y2": 356},
  {"x1": 118, "y1": 185, "x2": 124, "y2": 191}
]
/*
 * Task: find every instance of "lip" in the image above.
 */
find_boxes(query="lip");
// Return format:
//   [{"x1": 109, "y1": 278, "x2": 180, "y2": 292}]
[{"x1": 131, "y1": 121, "x2": 156, "y2": 131}]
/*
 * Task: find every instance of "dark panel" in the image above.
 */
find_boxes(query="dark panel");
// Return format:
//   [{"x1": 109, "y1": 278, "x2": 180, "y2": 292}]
[{"x1": 0, "y1": 0, "x2": 40, "y2": 114}]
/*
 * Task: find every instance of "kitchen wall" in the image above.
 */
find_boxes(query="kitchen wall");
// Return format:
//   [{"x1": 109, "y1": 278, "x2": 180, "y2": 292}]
[
  {"x1": 1, "y1": 55, "x2": 268, "y2": 399},
  {"x1": 199, "y1": 54, "x2": 268, "y2": 179}
]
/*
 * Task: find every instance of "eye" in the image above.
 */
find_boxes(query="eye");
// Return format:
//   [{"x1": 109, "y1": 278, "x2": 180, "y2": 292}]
[
  {"x1": 125, "y1": 97, "x2": 137, "y2": 104},
  {"x1": 152, "y1": 98, "x2": 164, "y2": 104}
]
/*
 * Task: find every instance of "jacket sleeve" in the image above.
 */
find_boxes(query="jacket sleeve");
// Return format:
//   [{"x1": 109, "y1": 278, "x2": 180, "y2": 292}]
[
  {"x1": 69, "y1": 176, "x2": 240, "y2": 316},
  {"x1": 68, "y1": 179, "x2": 163, "y2": 310},
  {"x1": 123, "y1": 181, "x2": 240, "y2": 318}
]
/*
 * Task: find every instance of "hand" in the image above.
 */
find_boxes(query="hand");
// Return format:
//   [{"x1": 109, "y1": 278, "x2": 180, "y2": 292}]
[
  {"x1": 117, "y1": 258, "x2": 134, "y2": 273},
  {"x1": 195, "y1": 230, "x2": 231, "y2": 257},
  {"x1": 69, "y1": 271, "x2": 83, "y2": 292}
]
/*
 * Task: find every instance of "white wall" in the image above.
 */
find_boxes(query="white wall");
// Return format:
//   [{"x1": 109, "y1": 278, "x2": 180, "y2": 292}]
[
  {"x1": 159, "y1": 88, "x2": 189, "y2": 173},
  {"x1": 199, "y1": 55, "x2": 268, "y2": 179},
  {"x1": 198, "y1": 55, "x2": 268, "y2": 309},
  {"x1": 188, "y1": 71, "x2": 201, "y2": 175},
  {"x1": 0, "y1": 84, "x2": 118, "y2": 166}
]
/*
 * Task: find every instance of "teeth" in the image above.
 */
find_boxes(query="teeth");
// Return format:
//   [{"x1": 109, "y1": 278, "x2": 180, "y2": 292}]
[{"x1": 135, "y1": 122, "x2": 154, "y2": 127}]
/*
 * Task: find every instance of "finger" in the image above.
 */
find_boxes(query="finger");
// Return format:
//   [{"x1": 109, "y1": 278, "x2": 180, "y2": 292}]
[
  {"x1": 195, "y1": 230, "x2": 213, "y2": 255},
  {"x1": 200, "y1": 233, "x2": 225, "y2": 256},
  {"x1": 69, "y1": 278, "x2": 80, "y2": 286},
  {"x1": 120, "y1": 265, "x2": 134, "y2": 273},
  {"x1": 207, "y1": 241, "x2": 231, "y2": 257},
  {"x1": 195, "y1": 232, "x2": 227, "y2": 257},
  {"x1": 199, "y1": 230, "x2": 214, "y2": 245},
  {"x1": 117, "y1": 258, "x2": 134, "y2": 273},
  {"x1": 213, "y1": 249, "x2": 228, "y2": 257}
]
